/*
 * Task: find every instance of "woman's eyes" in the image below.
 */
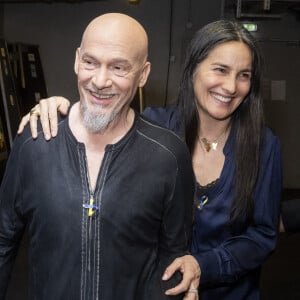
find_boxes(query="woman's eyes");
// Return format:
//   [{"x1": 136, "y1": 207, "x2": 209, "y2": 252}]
[
  {"x1": 238, "y1": 72, "x2": 252, "y2": 80},
  {"x1": 214, "y1": 67, "x2": 226, "y2": 73},
  {"x1": 213, "y1": 67, "x2": 251, "y2": 80}
]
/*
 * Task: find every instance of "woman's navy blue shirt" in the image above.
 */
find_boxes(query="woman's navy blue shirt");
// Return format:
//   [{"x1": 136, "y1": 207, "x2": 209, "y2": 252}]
[{"x1": 143, "y1": 105, "x2": 282, "y2": 300}]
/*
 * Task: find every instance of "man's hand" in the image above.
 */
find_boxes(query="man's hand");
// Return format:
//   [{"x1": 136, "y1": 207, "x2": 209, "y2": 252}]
[
  {"x1": 17, "y1": 96, "x2": 71, "y2": 140},
  {"x1": 162, "y1": 255, "x2": 200, "y2": 299}
]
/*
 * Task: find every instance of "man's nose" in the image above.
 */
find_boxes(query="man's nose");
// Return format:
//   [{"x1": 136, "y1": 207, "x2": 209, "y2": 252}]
[{"x1": 92, "y1": 67, "x2": 113, "y2": 88}]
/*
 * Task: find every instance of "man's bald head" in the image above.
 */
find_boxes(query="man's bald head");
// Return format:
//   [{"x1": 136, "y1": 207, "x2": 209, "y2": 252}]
[
  {"x1": 74, "y1": 13, "x2": 151, "y2": 134},
  {"x1": 81, "y1": 13, "x2": 148, "y2": 64}
]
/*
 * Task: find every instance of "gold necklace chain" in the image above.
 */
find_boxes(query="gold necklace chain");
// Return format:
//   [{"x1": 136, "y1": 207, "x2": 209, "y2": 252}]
[{"x1": 199, "y1": 127, "x2": 228, "y2": 152}]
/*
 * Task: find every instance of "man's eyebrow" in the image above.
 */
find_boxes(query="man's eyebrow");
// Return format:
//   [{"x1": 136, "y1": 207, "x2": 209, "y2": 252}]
[
  {"x1": 110, "y1": 58, "x2": 131, "y2": 65},
  {"x1": 81, "y1": 53, "x2": 95, "y2": 60},
  {"x1": 80, "y1": 54, "x2": 132, "y2": 69}
]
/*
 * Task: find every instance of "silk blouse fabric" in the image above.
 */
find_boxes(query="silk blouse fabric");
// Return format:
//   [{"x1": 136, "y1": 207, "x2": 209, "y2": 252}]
[{"x1": 143, "y1": 105, "x2": 282, "y2": 300}]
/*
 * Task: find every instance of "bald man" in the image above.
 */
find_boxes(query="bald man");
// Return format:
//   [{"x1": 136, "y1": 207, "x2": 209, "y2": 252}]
[{"x1": 0, "y1": 13, "x2": 195, "y2": 299}]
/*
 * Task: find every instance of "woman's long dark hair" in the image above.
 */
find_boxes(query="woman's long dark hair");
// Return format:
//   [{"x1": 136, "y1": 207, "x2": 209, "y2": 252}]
[{"x1": 177, "y1": 20, "x2": 264, "y2": 226}]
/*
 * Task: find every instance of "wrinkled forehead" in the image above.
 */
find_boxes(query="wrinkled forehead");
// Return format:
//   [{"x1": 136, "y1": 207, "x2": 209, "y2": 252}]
[
  {"x1": 81, "y1": 16, "x2": 148, "y2": 63},
  {"x1": 80, "y1": 35, "x2": 143, "y2": 69}
]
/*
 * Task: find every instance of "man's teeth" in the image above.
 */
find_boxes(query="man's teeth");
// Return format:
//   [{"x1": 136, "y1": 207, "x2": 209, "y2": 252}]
[{"x1": 91, "y1": 92, "x2": 114, "y2": 99}]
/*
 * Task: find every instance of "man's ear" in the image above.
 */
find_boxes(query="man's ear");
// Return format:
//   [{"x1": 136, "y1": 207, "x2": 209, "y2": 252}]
[
  {"x1": 74, "y1": 48, "x2": 80, "y2": 75},
  {"x1": 138, "y1": 62, "x2": 151, "y2": 88}
]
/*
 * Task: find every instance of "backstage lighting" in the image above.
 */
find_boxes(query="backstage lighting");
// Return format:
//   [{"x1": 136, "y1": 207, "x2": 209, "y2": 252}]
[{"x1": 243, "y1": 23, "x2": 258, "y2": 32}]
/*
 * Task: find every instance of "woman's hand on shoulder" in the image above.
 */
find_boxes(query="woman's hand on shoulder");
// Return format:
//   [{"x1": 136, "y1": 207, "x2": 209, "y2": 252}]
[{"x1": 17, "y1": 96, "x2": 71, "y2": 140}]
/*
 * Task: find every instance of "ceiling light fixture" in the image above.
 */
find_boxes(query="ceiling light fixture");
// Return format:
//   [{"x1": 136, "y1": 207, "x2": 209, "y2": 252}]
[{"x1": 128, "y1": 0, "x2": 140, "y2": 4}]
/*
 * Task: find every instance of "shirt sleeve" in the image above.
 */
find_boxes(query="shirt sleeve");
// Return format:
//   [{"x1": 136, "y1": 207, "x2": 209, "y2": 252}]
[
  {"x1": 281, "y1": 198, "x2": 300, "y2": 233},
  {"x1": 0, "y1": 136, "x2": 26, "y2": 299},
  {"x1": 194, "y1": 134, "x2": 282, "y2": 286},
  {"x1": 156, "y1": 137, "x2": 195, "y2": 298}
]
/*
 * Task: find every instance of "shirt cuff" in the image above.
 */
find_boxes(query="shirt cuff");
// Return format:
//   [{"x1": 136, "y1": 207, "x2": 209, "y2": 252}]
[{"x1": 193, "y1": 249, "x2": 221, "y2": 285}]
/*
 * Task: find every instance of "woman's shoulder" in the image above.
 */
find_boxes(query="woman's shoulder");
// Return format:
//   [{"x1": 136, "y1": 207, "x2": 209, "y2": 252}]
[
  {"x1": 261, "y1": 127, "x2": 282, "y2": 163},
  {"x1": 263, "y1": 127, "x2": 281, "y2": 146}
]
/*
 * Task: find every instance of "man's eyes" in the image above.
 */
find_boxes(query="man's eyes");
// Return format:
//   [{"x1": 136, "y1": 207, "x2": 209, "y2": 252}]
[
  {"x1": 111, "y1": 64, "x2": 131, "y2": 76},
  {"x1": 82, "y1": 58, "x2": 96, "y2": 68},
  {"x1": 80, "y1": 58, "x2": 131, "y2": 76}
]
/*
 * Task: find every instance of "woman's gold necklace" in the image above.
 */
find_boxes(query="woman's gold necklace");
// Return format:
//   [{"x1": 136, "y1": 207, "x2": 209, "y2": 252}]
[
  {"x1": 200, "y1": 137, "x2": 218, "y2": 152},
  {"x1": 199, "y1": 128, "x2": 228, "y2": 152}
]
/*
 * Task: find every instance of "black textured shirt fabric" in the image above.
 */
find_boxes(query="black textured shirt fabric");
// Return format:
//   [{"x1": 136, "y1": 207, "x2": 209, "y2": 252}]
[{"x1": 0, "y1": 111, "x2": 194, "y2": 300}]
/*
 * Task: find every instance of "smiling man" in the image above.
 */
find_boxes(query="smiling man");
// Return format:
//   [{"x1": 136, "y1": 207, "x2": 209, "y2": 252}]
[{"x1": 0, "y1": 13, "x2": 195, "y2": 300}]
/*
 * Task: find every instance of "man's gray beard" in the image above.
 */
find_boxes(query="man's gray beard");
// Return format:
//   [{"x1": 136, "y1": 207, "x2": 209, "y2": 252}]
[{"x1": 80, "y1": 102, "x2": 118, "y2": 134}]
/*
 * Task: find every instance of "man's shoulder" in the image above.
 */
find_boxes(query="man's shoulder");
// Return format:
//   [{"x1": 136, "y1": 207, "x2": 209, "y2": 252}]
[
  {"x1": 12, "y1": 116, "x2": 67, "y2": 154},
  {"x1": 12, "y1": 124, "x2": 39, "y2": 151},
  {"x1": 135, "y1": 113, "x2": 193, "y2": 181},
  {"x1": 138, "y1": 112, "x2": 182, "y2": 139},
  {"x1": 136, "y1": 113, "x2": 189, "y2": 158}
]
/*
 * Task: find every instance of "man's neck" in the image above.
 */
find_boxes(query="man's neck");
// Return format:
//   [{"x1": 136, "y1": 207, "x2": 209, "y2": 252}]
[
  {"x1": 68, "y1": 102, "x2": 135, "y2": 151},
  {"x1": 68, "y1": 102, "x2": 135, "y2": 191}
]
